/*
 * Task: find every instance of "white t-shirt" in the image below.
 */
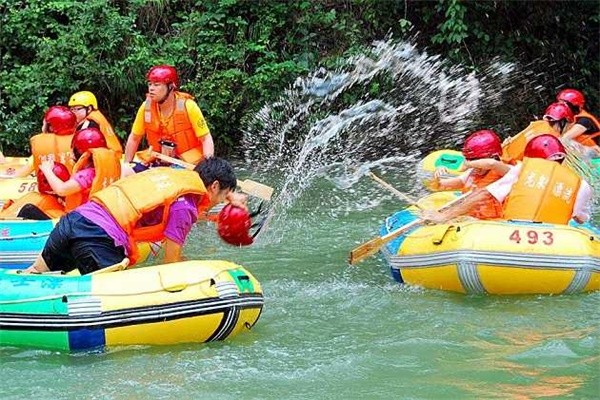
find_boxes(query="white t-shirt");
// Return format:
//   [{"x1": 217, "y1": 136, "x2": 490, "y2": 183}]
[{"x1": 486, "y1": 162, "x2": 593, "y2": 222}]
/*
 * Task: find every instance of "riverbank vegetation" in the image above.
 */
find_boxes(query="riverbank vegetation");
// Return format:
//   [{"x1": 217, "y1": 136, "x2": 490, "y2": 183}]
[{"x1": 1, "y1": 0, "x2": 598, "y2": 155}]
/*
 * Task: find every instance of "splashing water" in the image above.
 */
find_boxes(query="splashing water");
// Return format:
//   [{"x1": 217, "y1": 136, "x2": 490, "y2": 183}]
[{"x1": 242, "y1": 37, "x2": 557, "y2": 242}]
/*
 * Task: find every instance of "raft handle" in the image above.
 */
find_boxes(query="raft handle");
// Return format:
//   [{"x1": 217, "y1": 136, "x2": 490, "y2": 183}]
[
  {"x1": 440, "y1": 156, "x2": 459, "y2": 164},
  {"x1": 432, "y1": 225, "x2": 458, "y2": 245}
]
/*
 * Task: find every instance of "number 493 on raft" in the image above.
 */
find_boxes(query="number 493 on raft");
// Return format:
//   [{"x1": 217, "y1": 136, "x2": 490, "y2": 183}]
[{"x1": 509, "y1": 229, "x2": 554, "y2": 245}]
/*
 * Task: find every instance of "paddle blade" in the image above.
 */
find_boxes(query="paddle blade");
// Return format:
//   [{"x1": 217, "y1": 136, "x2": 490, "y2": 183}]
[
  {"x1": 349, "y1": 237, "x2": 384, "y2": 265},
  {"x1": 238, "y1": 179, "x2": 274, "y2": 201},
  {"x1": 90, "y1": 258, "x2": 130, "y2": 275}
]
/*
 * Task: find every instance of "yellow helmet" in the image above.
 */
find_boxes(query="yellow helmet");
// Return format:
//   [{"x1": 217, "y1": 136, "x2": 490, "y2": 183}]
[{"x1": 68, "y1": 91, "x2": 98, "y2": 109}]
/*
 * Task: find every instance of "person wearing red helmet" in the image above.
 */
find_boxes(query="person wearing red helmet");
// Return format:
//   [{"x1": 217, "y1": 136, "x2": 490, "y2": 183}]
[
  {"x1": 24, "y1": 157, "x2": 250, "y2": 275},
  {"x1": 422, "y1": 134, "x2": 593, "y2": 225},
  {"x1": 555, "y1": 88, "x2": 600, "y2": 153},
  {"x1": 430, "y1": 130, "x2": 511, "y2": 219},
  {"x1": 68, "y1": 91, "x2": 123, "y2": 157},
  {"x1": 38, "y1": 127, "x2": 121, "y2": 211},
  {"x1": 6, "y1": 106, "x2": 77, "y2": 178},
  {"x1": 542, "y1": 102, "x2": 575, "y2": 136},
  {"x1": 124, "y1": 65, "x2": 214, "y2": 166},
  {"x1": 1, "y1": 127, "x2": 122, "y2": 220}
]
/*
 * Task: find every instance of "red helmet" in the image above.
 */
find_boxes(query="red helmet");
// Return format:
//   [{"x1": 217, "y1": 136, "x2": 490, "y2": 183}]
[
  {"x1": 543, "y1": 102, "x2": 574, "y2": 123},
  {"x1": 556, "y1": 89, "x2": 585, "y2": 109},
  {"x1": 146, "y1": 65, "x2": 179, "y2": 88},
  {"x1": 36, "y1": 162, "x2": 70, "y2": 194},
  {"x1": 524, "y1": 134, "x2": 566, "y2": 162},
  {"x1": 72, "y1": 127, "x2": 107, "y2": 159},
  {"x1": 462, "y1": 129, "x2": 502, "y2": 160},
  {"x1": 217, "y1": 204, "x2": 253, "y2": 246},
  {"x1": 44, "y1": 106, "x2": 77, "y2": 136}
]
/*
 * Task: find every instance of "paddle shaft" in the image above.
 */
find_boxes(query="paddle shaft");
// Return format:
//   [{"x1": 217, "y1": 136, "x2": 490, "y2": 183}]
[
  {"x1": 368, "y1": 172, "x2": 421, "y2": 209},
  {"x1": 349, "y1": 219, "x2": 422, "y2": 264},
  {"x1": 151, "y1": 151, "x2": 194, "y2": 169},
  {"x1": 151, "y1": 151, "x2": 274, "y2": 201},
  {"x1": 349, "y1": 191, "x2": 470, "y2": 265}
]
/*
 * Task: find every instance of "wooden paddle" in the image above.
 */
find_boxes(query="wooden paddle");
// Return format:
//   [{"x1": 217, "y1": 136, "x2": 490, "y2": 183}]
[
  {"x1": 150, "y1": 151, "x2": 274, "y2": 201},
  {"x1": 368, "y1": 172, "x2": 422, "y2": 209},
  {"x1": 90, "y1": 258, "x2": 130, "y2": 275},
  {"x1": 349, "y1": 191, "x2": 471, "y2": 265}
]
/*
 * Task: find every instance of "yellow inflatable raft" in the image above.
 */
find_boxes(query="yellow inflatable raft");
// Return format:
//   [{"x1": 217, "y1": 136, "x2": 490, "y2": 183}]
[
  {"x1": 0, "y1": 260, "x2": 263, "y2": 351},
  {"x1": 380, "y1": 193, "x2": 600, "y2": 295}
]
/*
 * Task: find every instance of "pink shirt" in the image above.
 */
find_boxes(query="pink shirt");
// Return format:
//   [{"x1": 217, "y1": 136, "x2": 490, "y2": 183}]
[
  {"x1": 72, "y1": 167, "x2": 95, "y2": 203},
  {"x1": 486, "y1": 162, "x2": 593, "y2": 222}
]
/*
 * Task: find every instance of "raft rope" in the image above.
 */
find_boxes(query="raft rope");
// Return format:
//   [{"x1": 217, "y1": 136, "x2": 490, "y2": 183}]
[
  {"x1": 0, "y1": 266, "x2": 246, "y2": 305},
  {"x1": 0, "y1": 232, "x2": 50, "y2": 240}
]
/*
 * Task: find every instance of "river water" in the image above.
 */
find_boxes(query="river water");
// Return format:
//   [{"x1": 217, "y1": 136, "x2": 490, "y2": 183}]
[{"x1": 1, "y1": 39, "x2": 598, "y2": 399}]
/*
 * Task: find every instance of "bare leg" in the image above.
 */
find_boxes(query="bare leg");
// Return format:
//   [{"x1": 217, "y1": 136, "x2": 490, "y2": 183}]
[{"x1": 23, "y1": 254, "x2": 50, "y2": 274}]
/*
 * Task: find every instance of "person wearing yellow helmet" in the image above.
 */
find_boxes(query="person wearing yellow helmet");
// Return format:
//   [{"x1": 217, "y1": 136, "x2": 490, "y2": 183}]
[
  {"x1": 68, "y1": 91, "x2": 123, "y2": 157},
  {"x1": 124, "y1": 65, "x2": 214, "y2": 165}
]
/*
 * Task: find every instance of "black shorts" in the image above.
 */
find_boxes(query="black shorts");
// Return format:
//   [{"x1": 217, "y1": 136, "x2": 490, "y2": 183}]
[{"x1": 42, "y1": 212, "x2": 126, "y2": 275}]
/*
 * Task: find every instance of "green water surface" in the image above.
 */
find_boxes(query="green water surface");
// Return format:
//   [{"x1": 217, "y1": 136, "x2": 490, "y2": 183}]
[{"x1": 1, "y1": 176, "x2": 598, "y2": 400}]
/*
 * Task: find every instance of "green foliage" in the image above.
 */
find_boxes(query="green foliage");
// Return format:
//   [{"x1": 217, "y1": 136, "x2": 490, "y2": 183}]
[
  {"x1": 0, "y1": 0, "x2": 598, "y2": 156},
  {"x1": 431, "y1": 0, "x2": 469, "y2": 61}
]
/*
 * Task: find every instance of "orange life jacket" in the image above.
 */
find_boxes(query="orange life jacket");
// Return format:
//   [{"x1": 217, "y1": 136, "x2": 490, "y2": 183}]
[
  {"x1": 0, "y1": 192, "x2": 65, "y2": 219},
  {"x1": 572, "y1": 109, "x2": 600, "y2": 147},
  {"x1": 502, "y1": 158, "x2": 580, "y2": 224},
  {"x1": 30, "y1": 133, "x2": 75, "y2": 172},
  {"x1": 144, "y1": 92, "x2": 204, "y2": 164},
  {"x1": 64, "y1": 148, "x2": 122, "y2": 211},
  {"x1": 501, "y1": 120, "x2": 557, "y2": 163},
  {"x1": 86, "y1": 110, "x2": 123, "y2": 157},
  {"x1": 90, "y1": 167, "x2": 210, "y2": 264},
  {"x1": 462, "y1": 169, "x2": 505, "y2": 219}
]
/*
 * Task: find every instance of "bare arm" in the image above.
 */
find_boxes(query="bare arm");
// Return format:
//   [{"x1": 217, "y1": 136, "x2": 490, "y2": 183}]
[
  {"x1": 561, "y1": 123, "x2": 587, "y2": 141},
  {"x1": 124, "y1": 133, "x2": 143, "y2": 163},
  {"x1": 39, "y1": 160, "x2": 82, "y2": 196},
  {"x1": 430, "y1": 167, "x2": 465, "y2": 190},
  {"x1": 420, "y1": 189, "x2": 492, "y2": 224},
  {"x1": 23, "y1": 254, "x2": 51, "y2": 274},
  {"x1": 200, "y1": 133, "x2": 214, "y2": 159},
  {"x1": 464, "y1": 158, "x2": 511, "y2": 176}
]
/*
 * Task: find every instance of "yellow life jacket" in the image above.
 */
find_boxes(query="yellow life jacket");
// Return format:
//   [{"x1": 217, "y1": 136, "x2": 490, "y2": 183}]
[
  {"x1": 86, "y1": 110, "x2": 123, "y2": 157},
  {"x1": 90, "y1": 168, "x2": 209, "y2": 264},
  {"x1": 144, "y1": 92, "x2": 204, "y2": 164},
  {"x1": 0, "y1": 192, "x2": 65, "y2": 219},
  {"x1": 30, "y1": 133, "x2": 75, "y2": 172},
  {"x1": 501, "y1": 120, "x2": 557, "y2": 163},
  {"x1": 502, "y1": 158, "x2": 580, "y2": 224},
  {"x1": 64, "y1": 148, "x2": 122, "y2": 212},
  {"x1": 572, "y1": 109, "x2": 600, "y2": 147}
]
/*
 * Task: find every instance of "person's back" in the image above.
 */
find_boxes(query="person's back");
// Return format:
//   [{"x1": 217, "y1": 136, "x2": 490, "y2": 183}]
[
  {"x1": 502, "y1": 157, "x2": 581, "y2": 224},
  {"x1": 491, "y1": 135, "x2": 592, "y2": 225},
  {"x1": 24, "y1": 157, "x2": 250, "y2": 275}
]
